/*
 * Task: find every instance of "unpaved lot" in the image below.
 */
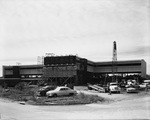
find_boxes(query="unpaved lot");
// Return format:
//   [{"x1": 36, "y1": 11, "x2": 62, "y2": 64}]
[{"x1": 0, "y1": 87, "x2": 150, "y2": 120}]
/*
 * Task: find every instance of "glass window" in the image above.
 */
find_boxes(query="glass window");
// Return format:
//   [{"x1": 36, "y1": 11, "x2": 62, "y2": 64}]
[
  {"x1": 65, "y1": 88, "x2": 69, "y2": 90},
  {"x1": 60, "y1": 88, "x2": 65, "y2": 91}
]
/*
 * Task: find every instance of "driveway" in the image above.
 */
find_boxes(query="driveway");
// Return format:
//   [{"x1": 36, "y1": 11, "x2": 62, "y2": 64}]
[{"x1": 0, "y1": 89, "x2": 150, "y2": 120}]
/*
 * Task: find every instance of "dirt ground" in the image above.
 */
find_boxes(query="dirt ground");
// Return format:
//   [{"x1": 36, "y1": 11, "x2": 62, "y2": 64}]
[{"x1": 0, "y1": 87, "x2": 150, "y2": 120}]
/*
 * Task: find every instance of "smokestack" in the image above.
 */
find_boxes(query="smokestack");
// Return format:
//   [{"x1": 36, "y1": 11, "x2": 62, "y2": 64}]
[{"x1": 113, "y1": 41, "x2": 117, "y2": 61}]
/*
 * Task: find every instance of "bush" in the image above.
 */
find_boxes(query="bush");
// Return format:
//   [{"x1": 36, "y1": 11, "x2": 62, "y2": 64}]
[
  {"x1": 75, "y1": 92, "x2": 104, "y2": 104},
  {"x1": 0, "y1": 86, "x2": 3, "y2": 92},
  {"x1": 28, "y1": 92, "x2": 105, "y2": 105},
  {"x1": 37, "y1": 80, "x2": 47, "y2": 86},
  {"x1": 0, "y1": 87, "x2": 105, "y2": 105},
  {"x1": 1, "y1": 82, "x2": 8, "y2": 89},
  {"x1": 15, "y1": 82, "x2": 28, "y2": 91},
  {"x1": 0, "y1": 86, "x2": 38, "y2": 102}
]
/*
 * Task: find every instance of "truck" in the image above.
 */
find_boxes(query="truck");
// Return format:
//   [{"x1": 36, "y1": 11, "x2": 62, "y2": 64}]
[{"x1": 109, "y1": 82, "x2": 121, "y2": 93}]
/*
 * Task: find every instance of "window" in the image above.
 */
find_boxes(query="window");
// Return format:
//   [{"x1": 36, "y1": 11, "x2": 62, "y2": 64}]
[
  {"x1": 65, "y1": 88, "x2": 69, "y2": 90},
  {"x1": 60, "y1": 88, "x2": 65, "y2": 91}
]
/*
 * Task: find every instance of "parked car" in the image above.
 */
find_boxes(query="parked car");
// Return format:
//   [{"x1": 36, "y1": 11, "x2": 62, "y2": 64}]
[
  {"x1": 144, "y1": 80, "x2": 150, "y2": 86},
  {"x1": 125, "y1": 79, "x2": 139, "y2": 88},
  {"x1": 144, "y1": 80, "x2": 150, "y2": 83},
  {"x1": 139, "y1": 83, "x2": 148, "y2": 89},
  {"x1": 139, "y1": 82, "x2": 150, "y2": 89},
  {"x1": 126, "y1": 85, "x2": 139, "y2": 93},
  {"x1": 46, "y1": 86, "x2": 77, "y2": 97},
  {"x1": 109, "y1": 82, "x2": 121, "y2": 93},
  {"x1": 37, "y1": 85, "x2": 56, "y2": 96}
]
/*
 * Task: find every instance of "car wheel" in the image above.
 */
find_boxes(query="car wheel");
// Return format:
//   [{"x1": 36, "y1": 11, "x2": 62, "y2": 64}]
[
  {"x1": 88, "y1": 87, "x2": 92, "y2": 90},
  {"x1": 47, "y1": 95, "x2": 50, "y2": 98},
  {"x1": 53, "y1": 94, "x2": 57, "y2": 97}
]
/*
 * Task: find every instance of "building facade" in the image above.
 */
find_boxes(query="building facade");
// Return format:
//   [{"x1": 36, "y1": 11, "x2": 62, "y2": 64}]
[{"x1": 1, "y1": 55, "x2": 147, "y2": 86}]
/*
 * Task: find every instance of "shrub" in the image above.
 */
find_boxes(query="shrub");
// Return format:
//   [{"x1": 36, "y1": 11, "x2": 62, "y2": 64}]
[
  {"x1": 0, "y1": 86, "x2": 3, "y2": 92},
  {"x1": 75, "y1": 92, "x2": 104, "y2": 104},
  {"x1": 0, "y1": 87, "x2": 105, "y2": 105},
  {"x1": 0, "y1": 86, "x2": 38, "y2": 102},
  {"x1": 15, "y1": 82, "x2": 28, "y2": 91},
  {"x1": 1, "y1": 82, "x2": 8, "y2": 89},
  {"x1": 37, "y1": 80, "x2": 46, "y2": 86}
]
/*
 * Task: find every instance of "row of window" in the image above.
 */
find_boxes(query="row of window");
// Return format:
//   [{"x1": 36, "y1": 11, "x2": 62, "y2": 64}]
[{"x1": 21, "y1": 75, "x2": 42, "y2": 78}]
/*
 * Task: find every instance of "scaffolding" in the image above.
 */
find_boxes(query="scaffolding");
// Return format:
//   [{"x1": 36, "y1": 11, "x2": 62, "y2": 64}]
[{"x1": 43, "y1": 64, "x2": 77, "y2": 87}]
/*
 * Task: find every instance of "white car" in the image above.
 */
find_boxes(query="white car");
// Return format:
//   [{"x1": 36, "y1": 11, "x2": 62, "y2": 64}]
[
  {"x1": 46, "y1": 86, "x2": 77, "y2": 97},
  {"x1": 109, "y1": 82, "x2": 121, "y2": 93},
  {"x1": 139, "y1": 83, "x2": 150, "y2": 89},
  {"x1": 139, "y1": 83, "x2": 147, "y2": 89}
]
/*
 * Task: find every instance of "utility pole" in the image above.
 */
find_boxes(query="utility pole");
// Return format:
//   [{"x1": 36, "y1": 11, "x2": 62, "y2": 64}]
[{"x1": 112, "y1": 41, "x2": 118, "y2": 82}]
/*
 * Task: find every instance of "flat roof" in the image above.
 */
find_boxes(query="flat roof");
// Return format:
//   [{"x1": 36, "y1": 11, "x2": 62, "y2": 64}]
[{"x1": 3, "y1": 59, "x2": 145, "y2": 67}]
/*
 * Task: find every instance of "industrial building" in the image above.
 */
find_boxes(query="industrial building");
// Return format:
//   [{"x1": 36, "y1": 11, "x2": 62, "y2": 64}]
[{"x1": 1, "y1": 55, "x2": 147, "y2": 86}]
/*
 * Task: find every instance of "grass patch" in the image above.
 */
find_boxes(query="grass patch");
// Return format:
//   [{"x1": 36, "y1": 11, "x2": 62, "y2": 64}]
[
  {"x1": 0, "y1": 86, "x2": 37, "y2": 102},
  {"x1": 0, "y1": 85, "x2": 106, "y2": 105},
  {"x1": 30, "y1": 92, "x2": 105, "y2": 105},
  {"x1": 74, "y1": 92, "x2": 104, "y2": 104}
]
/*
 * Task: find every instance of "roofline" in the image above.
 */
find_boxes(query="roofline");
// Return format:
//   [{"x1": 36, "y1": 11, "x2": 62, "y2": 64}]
[
  {"x1": 2, "y1": 59, "x2": 145, "y2": 67},
  {"x1": 3, "y1": 64, "x2": 43, "y2": 67},
  {"x1": 86, "y1": 59, "x2": 145, "y2": 65}
]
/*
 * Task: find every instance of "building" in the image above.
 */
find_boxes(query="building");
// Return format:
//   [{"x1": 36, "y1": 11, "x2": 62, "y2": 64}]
[{"x1": 1, "y1": 55, "x2": 147, "y2": 86}]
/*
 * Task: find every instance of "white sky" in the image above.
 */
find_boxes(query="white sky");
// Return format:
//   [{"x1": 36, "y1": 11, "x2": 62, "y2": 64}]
[{"x1": 0, "y1": 0, "x2": 150, "y2": 76}]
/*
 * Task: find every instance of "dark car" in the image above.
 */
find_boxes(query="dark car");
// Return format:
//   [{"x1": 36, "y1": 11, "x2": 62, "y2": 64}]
[{"x1": 37, "y1": 86, "x2": 56, "y2": 96}]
